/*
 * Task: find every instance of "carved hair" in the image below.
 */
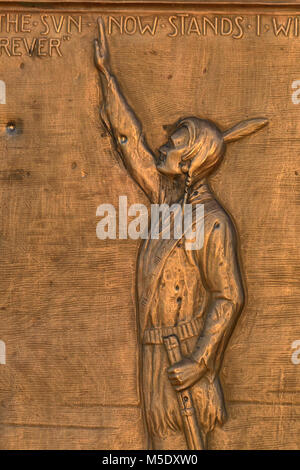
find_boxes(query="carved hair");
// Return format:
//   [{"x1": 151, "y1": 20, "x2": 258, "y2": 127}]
[
  {"x1": 177, "y1": 116, "x2": 268, "y2": 203},
  {"x1": 177, "y1": 118, "x2": 224, "y2": 203}
]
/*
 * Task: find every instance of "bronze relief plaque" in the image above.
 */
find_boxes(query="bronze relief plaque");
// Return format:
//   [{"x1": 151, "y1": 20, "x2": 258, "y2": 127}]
[{"x1": 0, "y1": 0, "x2": 299, "y2": 450}]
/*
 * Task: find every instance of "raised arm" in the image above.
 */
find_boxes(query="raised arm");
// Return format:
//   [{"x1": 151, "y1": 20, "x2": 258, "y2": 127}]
[{"x1": 94, "y1": 18, "x2": 160, "y2": 203}]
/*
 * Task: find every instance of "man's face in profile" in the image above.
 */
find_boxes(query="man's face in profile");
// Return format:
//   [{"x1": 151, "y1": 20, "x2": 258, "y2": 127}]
[{"x1": 156, "y1": 126, "x2": 190, "y2": 177}]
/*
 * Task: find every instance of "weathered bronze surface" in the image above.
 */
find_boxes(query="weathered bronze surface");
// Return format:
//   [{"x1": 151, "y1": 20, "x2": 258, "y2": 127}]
[
  {"x1": 94, "y1": 17, "x2": 269, "y2": 449},
  {"x1": 0, "y1": 0, "x2": 300, "y2": 450}
]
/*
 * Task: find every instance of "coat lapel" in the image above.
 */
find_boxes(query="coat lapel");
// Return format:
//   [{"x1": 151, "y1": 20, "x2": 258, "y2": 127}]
[{"x1": 137, "y1": 183, "x2": 212, "y2": 338}]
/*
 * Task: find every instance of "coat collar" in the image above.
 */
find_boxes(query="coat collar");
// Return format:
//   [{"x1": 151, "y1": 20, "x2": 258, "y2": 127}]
[{"x1": 186, "y1": 178, "x2": 212, "y2": 204}]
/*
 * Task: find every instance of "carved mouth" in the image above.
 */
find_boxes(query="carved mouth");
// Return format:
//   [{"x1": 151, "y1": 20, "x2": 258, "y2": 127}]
[{"x1": 158, "y1": 152, "x2": 165, "y2": 163}]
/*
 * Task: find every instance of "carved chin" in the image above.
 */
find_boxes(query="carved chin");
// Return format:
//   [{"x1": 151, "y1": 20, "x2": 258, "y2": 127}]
[
  {"x1": 157, "y1": 166, "x2": 172, "y2": 176},
  {"x1": 156, "y1": 163, "x2": 178, "y2": 177},
  {"x1": 156, "y1": 163, "x2": 167, "y2": 174}
]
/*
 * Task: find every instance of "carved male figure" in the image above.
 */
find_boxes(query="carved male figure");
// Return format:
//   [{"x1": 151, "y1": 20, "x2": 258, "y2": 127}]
[{"x1": 94, "y1": 18, "x2": 268, "y2": 449}]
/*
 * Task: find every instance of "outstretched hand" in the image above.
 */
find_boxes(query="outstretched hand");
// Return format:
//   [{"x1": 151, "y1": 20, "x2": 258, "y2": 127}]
[{"x1": 94, "y1": 17, "x2": 110, "y2": 76}]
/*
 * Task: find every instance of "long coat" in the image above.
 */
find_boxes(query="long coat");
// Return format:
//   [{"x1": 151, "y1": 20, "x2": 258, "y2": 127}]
[{"x1": 100, "y1": 74, "x2": 245, "y2": 439}]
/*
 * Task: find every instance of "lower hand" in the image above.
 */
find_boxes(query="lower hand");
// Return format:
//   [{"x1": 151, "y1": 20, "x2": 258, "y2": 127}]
[{"x1": 167, "y1": 357, "x2": 205, "y2": 392}]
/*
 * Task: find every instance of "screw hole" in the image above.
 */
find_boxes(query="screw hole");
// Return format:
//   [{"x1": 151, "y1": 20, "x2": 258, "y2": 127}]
[
  {"x1": 120, "y1": 135, "x2": 127, "y2": 144},
  {"x1": 6, "y1": 122, "x2": 16, "y2": 134}
]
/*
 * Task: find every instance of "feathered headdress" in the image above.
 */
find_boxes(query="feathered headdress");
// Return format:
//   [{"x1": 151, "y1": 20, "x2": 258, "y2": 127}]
[{"x1": 223, "y1": 118, "x2": 268, "y2": 143}]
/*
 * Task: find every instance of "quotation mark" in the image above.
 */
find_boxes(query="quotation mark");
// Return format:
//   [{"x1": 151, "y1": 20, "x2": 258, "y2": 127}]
[
  {"x1": 291, "y1": 340, "x2": 300, "y2": 364},
  {"x1": 291, "y1": 80, "x2": 300, "y2": 104},
  {"x1": 0, "y1": 80, "x2": 6, "y2": 104},
  {"x1": 0, "y1": 340, "x2": 5, "y2": 365}
]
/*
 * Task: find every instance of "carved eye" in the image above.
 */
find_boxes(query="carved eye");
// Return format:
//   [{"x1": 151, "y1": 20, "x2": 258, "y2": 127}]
[{"x1": 120, "y1": 135, "x2": 127, "y2": 144}]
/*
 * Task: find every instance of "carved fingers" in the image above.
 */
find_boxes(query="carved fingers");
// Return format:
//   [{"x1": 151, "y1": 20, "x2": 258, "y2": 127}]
[
  {"x1": 94, "y1": 17, "x2": 110, "y2": 74},
  {"x1": 94, "y1": 38, "x2": 101, "y2": 65},
  {"x1": 97, "y1": 17, "x2": 108, "y2": 54},
  {"x1": 167, "y1": 357, "x2": 202, "y2": 392}
]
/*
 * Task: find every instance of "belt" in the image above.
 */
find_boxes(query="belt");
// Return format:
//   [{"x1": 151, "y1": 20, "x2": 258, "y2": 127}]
[{"x1": 143, "y1": 316, "x2": 203, "y2": 345}]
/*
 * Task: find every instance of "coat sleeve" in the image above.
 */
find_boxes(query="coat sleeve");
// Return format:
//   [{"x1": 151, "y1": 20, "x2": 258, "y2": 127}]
[
  {"x1": 191, "y1": 217, "x2": 245, "y2": 378},
  {"x1": 100, "y1": 74, "x2": 161, "y2": 204}
]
